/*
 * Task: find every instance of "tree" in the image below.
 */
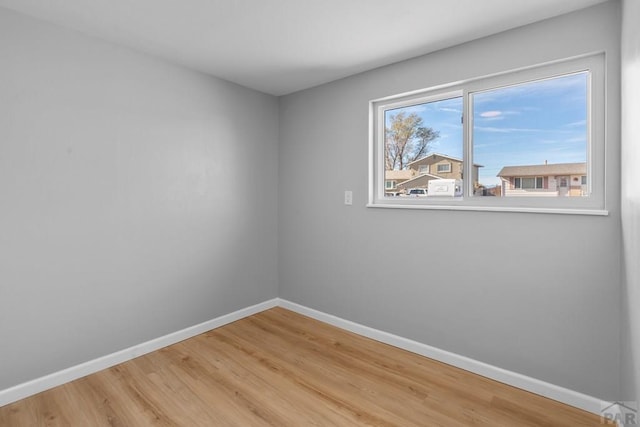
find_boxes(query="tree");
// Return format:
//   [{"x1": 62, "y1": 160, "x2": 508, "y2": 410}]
[{"x1": 385, "y1": 112, "x2": 439, "y2": 170}]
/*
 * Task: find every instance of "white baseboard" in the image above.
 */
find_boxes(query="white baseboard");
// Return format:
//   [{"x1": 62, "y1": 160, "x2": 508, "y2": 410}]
[
  {"x1": 0, "y1": 296, "x2": 614, "y2": 419},
  {"x1": 0, "y1": 298, "x2": 279, "y2": 407},
  {"x1": 278, "y1": 298, "x2": 612, "y2": 417}
]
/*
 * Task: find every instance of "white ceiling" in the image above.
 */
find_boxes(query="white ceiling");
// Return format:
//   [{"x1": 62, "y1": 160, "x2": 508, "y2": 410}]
[{"x1": 0, "y1": 0, "x2": 609, "y2": 96}]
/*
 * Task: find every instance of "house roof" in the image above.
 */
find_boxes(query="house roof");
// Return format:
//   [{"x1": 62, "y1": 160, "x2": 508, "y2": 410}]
[
  {"x1": 396, "y1": 173, "x2": 443, "y2": 187},
  {"x1": 385, "y1": 170, "x2": 415, "y2": 180},
  {"x1": 497, "y1": 162, "x2": 586, "y2": 177},
  {"x1": 407, "y1": 153, "x2": 460, "y2": 166},
  {"x1": 407, "y1": 153, "x2": 483, "y2": 167}
]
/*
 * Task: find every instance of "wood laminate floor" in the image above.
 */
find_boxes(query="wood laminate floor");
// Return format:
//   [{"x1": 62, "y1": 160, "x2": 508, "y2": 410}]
[{"x1": 0, "y1": 307, "x2": 609, "y2": 426}]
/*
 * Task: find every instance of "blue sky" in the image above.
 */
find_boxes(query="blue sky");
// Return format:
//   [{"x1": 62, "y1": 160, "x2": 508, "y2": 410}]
[{"x1": 386, "y1": 72, "x2": 588, "y2": 187}]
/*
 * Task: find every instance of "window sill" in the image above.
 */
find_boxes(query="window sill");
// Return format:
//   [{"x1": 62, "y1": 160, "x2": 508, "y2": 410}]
[{"x1": 366, "y1": 202, "x2": 609, "y2": 216}]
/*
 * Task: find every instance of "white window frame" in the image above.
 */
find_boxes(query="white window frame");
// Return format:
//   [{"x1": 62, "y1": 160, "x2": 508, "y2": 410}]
[{"x1": 368, "y1": 53, "x2": 607, "y2": 215}]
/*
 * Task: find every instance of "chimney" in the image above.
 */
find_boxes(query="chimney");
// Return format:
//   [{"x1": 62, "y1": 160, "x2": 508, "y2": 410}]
[{"x1": 545, "y1": 160, "x2": 548, "y2": 165}]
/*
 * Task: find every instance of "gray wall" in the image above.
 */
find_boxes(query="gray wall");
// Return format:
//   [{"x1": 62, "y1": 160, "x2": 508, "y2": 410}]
[
  {"x1": 279, "y1": 1, "x2": 621, "y2": 399},
  {"x1": 0, "y1": 8, "x2": 279, "y2": 390},
  {"x1": 621, "y1": 0, "x2": 640, "y2": 408}
]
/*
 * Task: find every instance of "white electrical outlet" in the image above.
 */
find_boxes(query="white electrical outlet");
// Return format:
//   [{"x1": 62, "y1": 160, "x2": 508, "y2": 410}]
[{"x1": 344, "y1": 190, "x2": 353, "y2": 205}]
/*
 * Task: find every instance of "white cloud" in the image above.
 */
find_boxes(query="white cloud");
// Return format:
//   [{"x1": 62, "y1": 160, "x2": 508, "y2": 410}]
[
  {"x1": 565, "y1": 136, "x2": 587, "y2": 143},
  {"x1": 480, "y1": 110, "x2": 502, "y2": 118},
  {"x1": 564, "y1": 120, "x2": 587, "y2": 127},
  {"x1": 474, "y1": 126, "x2": 541, "y2": 133},
  {"x1": 439, "y1": 107, "x2": 461, "y2": 113}
]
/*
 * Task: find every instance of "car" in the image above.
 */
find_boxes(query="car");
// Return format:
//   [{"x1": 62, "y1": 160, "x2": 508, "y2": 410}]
[{"x1": 405, "y1": 188, "x2": 428, "y2": 197}]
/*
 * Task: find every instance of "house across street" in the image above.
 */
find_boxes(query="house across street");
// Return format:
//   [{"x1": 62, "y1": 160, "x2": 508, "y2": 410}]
[{"x1": 385, "y1": 156, "x2": 587, "y2": 198}]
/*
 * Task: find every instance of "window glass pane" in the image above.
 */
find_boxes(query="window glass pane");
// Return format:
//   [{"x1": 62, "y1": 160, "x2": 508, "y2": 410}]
[
  {"x1": 437, "y1": 163, "x2": 451, "y2": 173},
  {"x1": 472, "y1": 72, "x2": 588, "y2": 197},
  {"x1": 384, "y1": 96, "x2": 462, "y2": 197},
  {"x1": 521, "y1": 177, "x2": 535, "y2": 189}
]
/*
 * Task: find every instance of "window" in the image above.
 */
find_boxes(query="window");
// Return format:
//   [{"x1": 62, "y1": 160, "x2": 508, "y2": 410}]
[
  {"x1": 385, "y1": 180, "x2": 395, "y2": 190},
  {"x1": 369, "y1": 54, "x2": 606, "y2": 215},
  {"x1": 514, "y1": 177, "x2": 543, "y2": 189},
  {"x1": 437, "y1": 163, "x2": 451, "y2": 174}
]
